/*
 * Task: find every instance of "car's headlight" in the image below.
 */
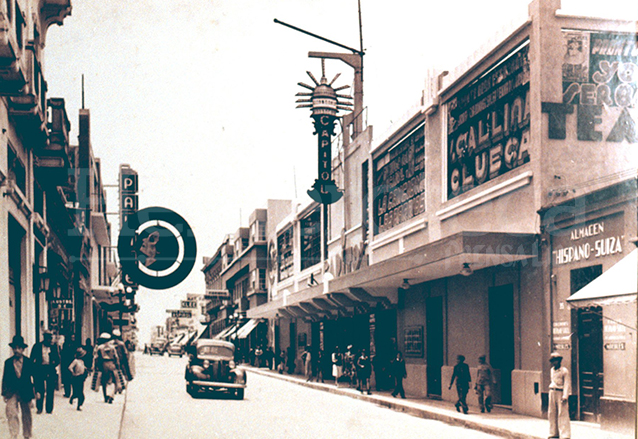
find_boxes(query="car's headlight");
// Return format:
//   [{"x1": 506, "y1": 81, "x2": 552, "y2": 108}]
[
  {"x1": 203, "y1": 360, "x2": 210, "y2": 369},
  {"x1": 230, "y1": 360, "x2": 236, "y2": 369}
]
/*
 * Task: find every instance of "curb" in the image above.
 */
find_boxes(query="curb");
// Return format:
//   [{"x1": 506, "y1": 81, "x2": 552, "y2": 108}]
[
  {"x1": 246, "y1": 367, "x2": 542, "y2": 439},
  {"x1": 117, "y1": 386, "x2": 129, "y2": 439}
]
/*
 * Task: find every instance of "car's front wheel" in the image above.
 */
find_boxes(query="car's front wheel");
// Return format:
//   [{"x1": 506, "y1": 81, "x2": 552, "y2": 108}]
[{"x1": 236, "y1": 389, "x2": 244, "y2": 400}]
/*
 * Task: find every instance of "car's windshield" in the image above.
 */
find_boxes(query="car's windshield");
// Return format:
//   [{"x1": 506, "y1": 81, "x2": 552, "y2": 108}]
[{"x1": 197, "y1": 345, "x2": 233, "y2": 357}]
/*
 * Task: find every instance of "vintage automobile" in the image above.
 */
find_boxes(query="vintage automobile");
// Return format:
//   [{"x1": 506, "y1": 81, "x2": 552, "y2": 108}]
[
  {"x1": 149, "y1": 338, "x2": 167, "y2": 356},
  {"x1": 166, "y1": 342, "x2": 185, "y2": 357},
  {"x1": 185, "y1": 339, "x2": 246, "y2": 399}
]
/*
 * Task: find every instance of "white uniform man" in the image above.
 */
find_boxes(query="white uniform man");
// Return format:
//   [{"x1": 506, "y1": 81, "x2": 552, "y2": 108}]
[{"x1": 548, "y1": 352, "x2": 571, "y2": 439}]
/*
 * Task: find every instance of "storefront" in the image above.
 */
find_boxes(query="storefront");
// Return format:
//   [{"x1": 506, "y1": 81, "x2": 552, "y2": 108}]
[{"x1": 544, "y1": 178, "x2": 636, "y2": 433}]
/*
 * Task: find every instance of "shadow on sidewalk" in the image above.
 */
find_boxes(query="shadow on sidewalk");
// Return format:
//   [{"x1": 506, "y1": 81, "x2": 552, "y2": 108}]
[
  {"x1": 0, "y1": 380, "x2": 126, "y2": 439},
  {"x1": 244, "y1": 365, "x2": 632, "y2": 439}
]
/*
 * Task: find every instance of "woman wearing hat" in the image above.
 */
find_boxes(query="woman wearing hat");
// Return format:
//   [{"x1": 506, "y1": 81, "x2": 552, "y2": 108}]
[
  {"x1": 2, "y1": 335, "x2": 39, "y2": 439},
  {"x1": 548, "y1": 352, "x2": 571, "y2": 438}
]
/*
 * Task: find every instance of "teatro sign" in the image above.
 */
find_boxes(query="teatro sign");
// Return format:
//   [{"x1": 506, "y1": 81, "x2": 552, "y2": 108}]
[{"x1": 542, "y1": 30, "x2": 637, "y2": 143}]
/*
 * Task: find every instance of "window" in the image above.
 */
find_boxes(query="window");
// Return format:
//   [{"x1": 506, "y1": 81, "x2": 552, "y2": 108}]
[
  {"x1": 251, "y1": 269, "x2": 266, "y2": 292},
  {"x1": 277, "y1": 227, "x2": 294, "y2": 281},
  {"x1": 258, "y1": 222, "x2": 266, "y2": 241},
  {"x1": 8, "y1": 145, "x2": 26, "y2": 196},
  {"x1": 15, "y1": 2, "x2": 23, "y2": 50},
  {"x1": 300, "y1": 209, "x2": 321, "y2": 270},
  {"x1": 570, "y1": 265, "x2": 603, "y2": 294}
]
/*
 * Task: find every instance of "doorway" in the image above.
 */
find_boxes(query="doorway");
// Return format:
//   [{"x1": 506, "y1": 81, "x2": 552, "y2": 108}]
[
  {"x1": 577, "y1": 307, "x2": 603, "y2": 422},
  {"x1": 426, "y1": 296, "x2": 444, "y2": 397},
  {"x1": 489, "y1": 284, "x2": 514, "y2": 405}
]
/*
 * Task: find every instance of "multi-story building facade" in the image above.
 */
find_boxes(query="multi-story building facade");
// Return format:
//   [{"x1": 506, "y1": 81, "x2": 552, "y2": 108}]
[
  {"x1": 0, "y1": 0, "x2": 73, "y2": 358},
  {"x1": 201, "y1": 200, "x2": 291, "y2": 356},
  {"x1": 0, "y1": 0, "x2": 126, "y2": 363},
  {"x1": 248, "y1": 0, "x2": 636, "y2": 434}
]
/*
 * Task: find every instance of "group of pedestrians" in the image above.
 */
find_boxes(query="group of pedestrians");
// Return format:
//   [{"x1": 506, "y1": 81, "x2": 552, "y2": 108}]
[
  {"x1": 331, "y1": 346, "x2": 373, "y2": 394},
  {"x1": 1, "y1": 329, "x2": 133, "y2": 439}
]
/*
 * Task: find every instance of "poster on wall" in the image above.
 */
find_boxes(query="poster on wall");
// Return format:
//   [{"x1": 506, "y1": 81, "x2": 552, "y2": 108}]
[
  {"x1": 554, "y1": 30, "x2": 638, "y2": 143},
  {"x1": 446, "y1": 42, "x2": 531, "y2": 200}
]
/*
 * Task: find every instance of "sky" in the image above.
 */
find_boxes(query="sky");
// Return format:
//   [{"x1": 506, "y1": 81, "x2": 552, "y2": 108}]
[{"x1": 43, "y1": 0, "x2": 637, "y2": 343}]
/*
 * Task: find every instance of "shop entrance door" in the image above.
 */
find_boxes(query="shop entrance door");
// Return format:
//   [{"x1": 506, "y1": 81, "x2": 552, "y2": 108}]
[
  {"x1": 426, "y1": 296, "x2": 443, "y2": 397},
  {"x1": 577, "y1": 306, "x2": 603, "y2": 423},
  {"x1": 489, "y1": 284, "x2": 514, "y2": 405}
]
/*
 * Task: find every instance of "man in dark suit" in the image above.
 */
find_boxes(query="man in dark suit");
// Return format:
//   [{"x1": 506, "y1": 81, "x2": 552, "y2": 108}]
[
  {"x1": 30, "y1": 331, "x2": 60, "y2": 414},
  {"x1": 2, "y1": 335, "x2": 39, "y2": 439}
]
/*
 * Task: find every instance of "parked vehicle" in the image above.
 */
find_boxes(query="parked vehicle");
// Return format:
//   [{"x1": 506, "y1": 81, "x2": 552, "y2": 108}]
[
  {"x1": 185, "y1": 339, "x2": 246, "y2": 399},
  {"x1": 167, "y1": 343, "x2": 185, "y2": 357},
  {"x1": 149, "y1": 338, "x2": 167, "y2": 356}
]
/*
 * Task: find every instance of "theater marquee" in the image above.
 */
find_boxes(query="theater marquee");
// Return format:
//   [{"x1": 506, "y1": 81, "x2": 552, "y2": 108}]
[{"x1": 446, "y1": 42, "x2": 531, "y2": 200}]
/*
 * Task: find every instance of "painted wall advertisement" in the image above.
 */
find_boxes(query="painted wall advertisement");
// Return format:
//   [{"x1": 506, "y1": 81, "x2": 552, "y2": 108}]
[
  {"x1": 543, "y1": 30, "x2": 637, "y2": 143},
  {"x1": 373, "y1": 124, "x2": 426, "y2": 234},
  {"x1": 446, "y1": 43, "x2": 531, "y2": 200}
]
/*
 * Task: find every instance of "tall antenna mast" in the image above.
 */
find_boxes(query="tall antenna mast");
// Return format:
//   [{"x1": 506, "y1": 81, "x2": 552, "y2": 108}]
[{"x1": 81, "y1": 74, "x2": 85, "y2": 109}]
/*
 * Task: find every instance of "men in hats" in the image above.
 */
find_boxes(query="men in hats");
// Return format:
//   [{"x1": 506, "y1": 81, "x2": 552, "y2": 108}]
[
  {"x1": 111, "y1": 329, "x2": 132, "y2": 381},
  {"x1": 94, "y1": 332, "x2": 120, "y2": 403},
  {"x1": 2, "y1": 335, "x2": 39, "y2": 439},
  {"x1": 30, "y1": 331, "x2": 61, "y2": 414},
  {"x1": 548, "y1": 352, "x2": 571, "y2": 438}
]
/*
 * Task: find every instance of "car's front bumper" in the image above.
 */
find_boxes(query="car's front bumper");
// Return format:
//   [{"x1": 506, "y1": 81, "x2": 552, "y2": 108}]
[{"x1": 190, "y1": 380, "x2": 246, "y2": 389}]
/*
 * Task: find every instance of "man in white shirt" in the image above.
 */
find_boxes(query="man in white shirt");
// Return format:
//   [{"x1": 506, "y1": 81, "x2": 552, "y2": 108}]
[{"x1": 548, "y1": 352, "x2": 571, "y2": 438}]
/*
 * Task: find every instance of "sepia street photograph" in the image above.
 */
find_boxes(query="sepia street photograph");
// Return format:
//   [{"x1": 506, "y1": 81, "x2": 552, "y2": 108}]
[{"x1": 0, "y1": 0, "x2": 637, "y2": 438}]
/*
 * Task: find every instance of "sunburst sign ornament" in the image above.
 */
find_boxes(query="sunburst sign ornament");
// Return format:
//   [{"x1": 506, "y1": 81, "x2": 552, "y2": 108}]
[{"x1": 297, "y1": 60, "x2": 353, "y2": 204}]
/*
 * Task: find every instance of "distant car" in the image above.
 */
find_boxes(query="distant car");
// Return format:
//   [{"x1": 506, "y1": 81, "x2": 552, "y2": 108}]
[
  {"x1": 166, "y1": 343, "x2": 185, "y2": 357},
  {"x1": 149, "y1": 339, "x2": 167, "y2": 356},
  {"x1": 185, "y1": 339, "x2": 246, "y2": 399}
]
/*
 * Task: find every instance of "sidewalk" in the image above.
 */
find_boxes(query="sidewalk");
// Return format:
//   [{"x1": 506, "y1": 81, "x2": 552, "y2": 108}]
[
  {"x1": 246, "y1": 366, "x2": 632, "y2": 439},
  {"x1": 0, "y1": 378, "x2": 126, "y2": 439}
]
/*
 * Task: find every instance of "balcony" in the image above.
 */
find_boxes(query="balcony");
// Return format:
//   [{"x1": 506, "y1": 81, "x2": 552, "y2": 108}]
[
  {"x1": 9, "y1": 44, "x2": 47, "y2": 142},
  {"x1": 40, "y1": 0, "x2": 72, "y2": 30},
  {"x1": 0, "y1": 8, "x2": 28, "y2": 95},
  {"x1": 34, "y1": 98, "x2": 71, "y2": 186}
]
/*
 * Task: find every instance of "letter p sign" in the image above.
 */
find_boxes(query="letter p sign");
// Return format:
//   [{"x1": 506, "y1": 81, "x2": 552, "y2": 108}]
[{"x1": 121, "y1": 174, "x2": 138, "y2": 194}]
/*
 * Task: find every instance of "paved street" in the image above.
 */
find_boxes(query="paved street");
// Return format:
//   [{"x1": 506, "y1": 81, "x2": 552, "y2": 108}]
[{"x1": 121, "y1": 353, "x2": 500, "y2": 439}]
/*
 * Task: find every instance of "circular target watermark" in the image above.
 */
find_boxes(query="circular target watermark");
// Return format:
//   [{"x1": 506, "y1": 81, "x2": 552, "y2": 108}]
[{"x1": 118, "y1": 207, "x2": 197, "y2": 290}]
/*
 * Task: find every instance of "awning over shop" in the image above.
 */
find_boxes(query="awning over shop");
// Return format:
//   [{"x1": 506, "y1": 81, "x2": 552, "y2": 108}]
[
  {"x1": 236, "y1": 319, "x2": 262, "y2": 340},
  {"x1": 567, "y1": 249, "x2": 637, "y2": 306},
  {"x1": 214, "y1": 325, "x2": 237, "y2": 340}
]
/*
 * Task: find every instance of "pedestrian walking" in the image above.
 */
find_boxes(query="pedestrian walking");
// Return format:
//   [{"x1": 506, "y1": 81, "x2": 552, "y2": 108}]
[
  {"x1": 449, "y1": 354, "x2": 471, "y2": 414},
  {"x1": 92, "y1": 333, "x2": 120, "y2": 404},
  {"x1": 111, "y1": 329, "x2": 132, "y2": 382},
  {"x1": 343, "y1": 345, "x2": 356, "y2": 388},
  {"x1": 2, "y1": 335, "x2": 38, "y2": 439},
  {"x1": 265, "y1": 346, "x2": 275, "y2": 370},
  {"x1": 356, "y1": 349, "x2": 372, "y2": 395},
  {"x1": 475, "y1": 355, "x2": 495, "y2": 413},
  {"x1": 254, "y1": 345, "x2": 263, "y2": 368},
  {"x1": 30, "y1": 330, "x2": 60, "y2": 414},
  {"x1": 302, "y1": 347, "x2": 312, "y2": 382},
  {"x1": 277, "y1": 350, "x2": 285, "y2": 374},
  {"x1": 548, "y1": 352, "x2": 571, "y2": 439},
  {"x1": 68, "y1": 348, "x2": 87, "y2": 411},
  {"x1": 82, "y1": 338, "x2": 94, "y2": 372},
  {"x1": 60, "y1": 334, "x2": 78, "y2": 398},
  {"x1": 390, "y1": 351, "x2": 407, "y2": 398},
  {"x1": 313, "y1": 349, "x2": 324, "y2": 383},
  {"x1": 331, "y1": 347, "x2": 343, "y2": 388}
]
